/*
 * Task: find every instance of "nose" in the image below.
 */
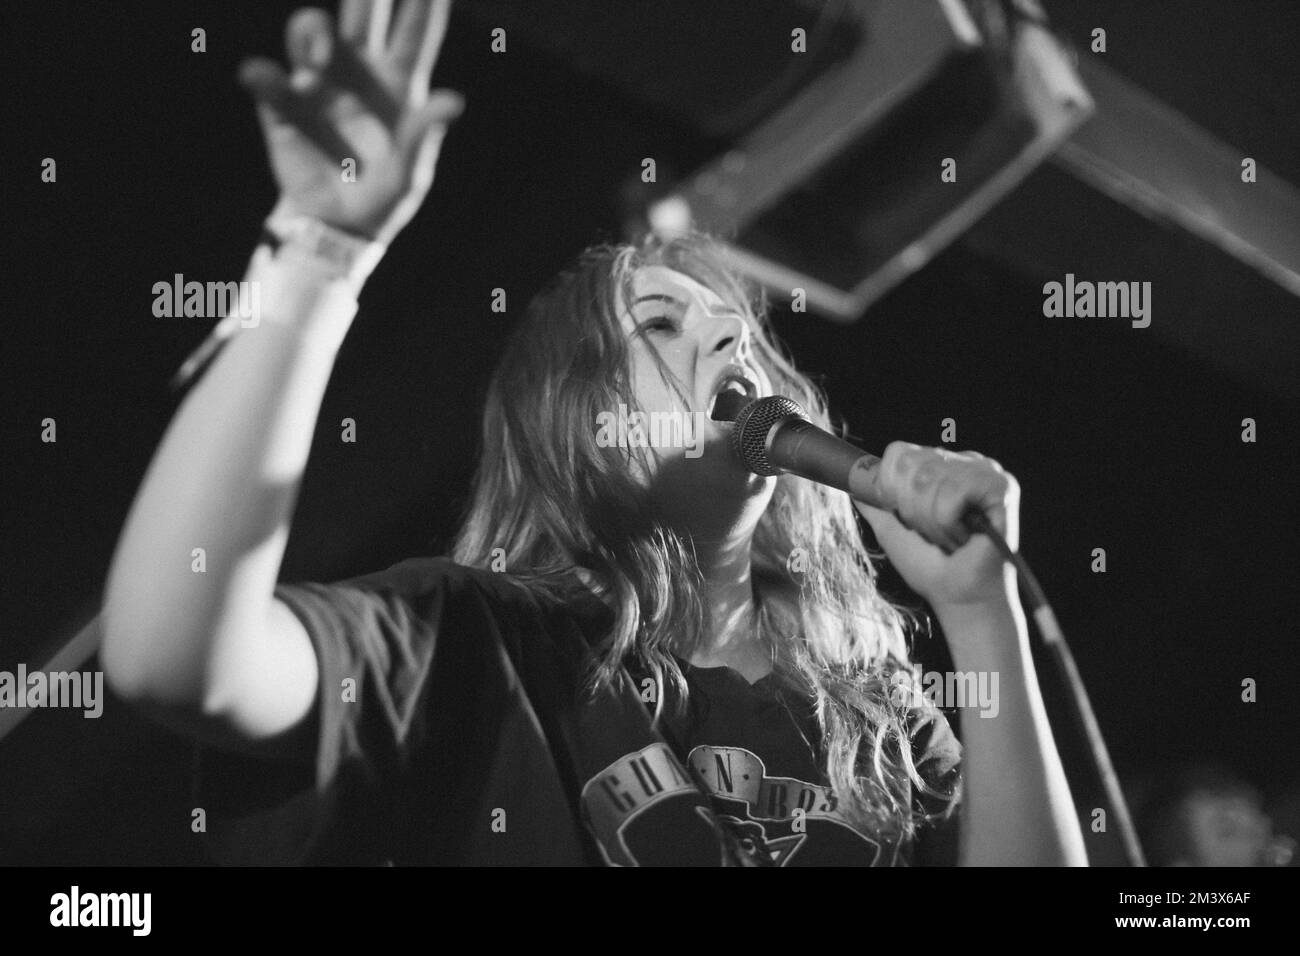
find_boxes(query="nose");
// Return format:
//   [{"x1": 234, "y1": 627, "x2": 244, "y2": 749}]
[{"x1": 701, "y1": 310, "x2": 751, "y2": 361}]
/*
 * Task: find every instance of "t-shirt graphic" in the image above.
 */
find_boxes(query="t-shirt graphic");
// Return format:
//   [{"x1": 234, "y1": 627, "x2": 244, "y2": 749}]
[
  {"x1": 581, "y1": 741, "x2": 729, "y2": 867},
  {"x1": 686, "y1": 744, "x2": 884, "y2": 866}
]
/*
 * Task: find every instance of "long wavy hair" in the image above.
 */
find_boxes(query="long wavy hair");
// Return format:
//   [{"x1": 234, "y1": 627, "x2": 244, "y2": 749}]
[{"x1": 452, "y1": 230, "x2": 957, "y2": 841}]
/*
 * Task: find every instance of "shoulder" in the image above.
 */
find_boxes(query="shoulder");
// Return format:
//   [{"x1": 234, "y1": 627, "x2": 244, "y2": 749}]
[
  {"x1": 333, "y1": 556, "x2": 554, "y2": 613},
  {"x1": 272, "y1": 557, "x2": 565, "y2": 653},
  {"x1": 340, "y1": 557, "x2": 609, "y2": 638},
  {"x1": 344, "y1": 555, "x2": 498, "y2": 595}
]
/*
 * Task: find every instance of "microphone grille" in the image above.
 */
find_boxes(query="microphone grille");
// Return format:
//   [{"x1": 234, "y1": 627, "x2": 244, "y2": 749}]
[{"x1": 731, "y1": 396, "x2": 808, "y2": 476}]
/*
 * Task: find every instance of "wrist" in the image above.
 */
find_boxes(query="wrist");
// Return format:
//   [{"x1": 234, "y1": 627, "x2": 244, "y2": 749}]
[
  {"x1": 932, "y1": 591, "x2": 1031, "y2": 671},
  {"x1": 263, "y1": 201, "x2": 388, "y2": 293},
  {"x1": 924, "y1": 561, "x2": 1019, "y2": 620},
  {"x1": 237, "y1": 244, "x2": 361, "y2": 351}
]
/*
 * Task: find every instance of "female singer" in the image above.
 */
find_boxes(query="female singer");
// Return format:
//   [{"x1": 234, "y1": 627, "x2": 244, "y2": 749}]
[{"x1": 101, "y1": 0, "x2": 1085, "y2": 866}]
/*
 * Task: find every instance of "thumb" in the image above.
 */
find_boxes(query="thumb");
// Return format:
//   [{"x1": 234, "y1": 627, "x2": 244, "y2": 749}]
[
  {"x1": 854, "y1": 499, "x2": 900, "y2": 538},
  {"x1": 238, "y1": 57, "x2": 292, "y2": 117},
  {"x1": 855, "y1": 499, "x2": 929, "y2": 558}
]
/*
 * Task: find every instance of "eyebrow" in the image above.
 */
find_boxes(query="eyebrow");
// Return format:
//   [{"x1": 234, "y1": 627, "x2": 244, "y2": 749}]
[{"x1": 632, "y1": 293, "x2": 741, "y2": 318}]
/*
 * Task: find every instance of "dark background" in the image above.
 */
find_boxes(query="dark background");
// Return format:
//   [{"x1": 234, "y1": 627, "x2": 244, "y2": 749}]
[{"x1": 3, "y1": 1, "x2": 1297, "y2": 864}]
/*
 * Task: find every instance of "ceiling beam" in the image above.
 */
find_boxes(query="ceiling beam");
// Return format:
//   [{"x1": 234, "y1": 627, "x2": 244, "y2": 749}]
[{"x1": 1053, "y1": 57, "x2": 1300, "y2": 300}]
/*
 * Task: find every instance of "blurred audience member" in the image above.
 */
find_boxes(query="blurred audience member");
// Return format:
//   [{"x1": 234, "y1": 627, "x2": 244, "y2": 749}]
[{"x1": 1136, "y1": 765, "x2": 1294, "y2": 867}]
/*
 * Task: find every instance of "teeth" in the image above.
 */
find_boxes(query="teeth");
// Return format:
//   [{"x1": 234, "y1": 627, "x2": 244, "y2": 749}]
[{"x1": 708, "y1": 370, "x2": 757, "y2": 421}]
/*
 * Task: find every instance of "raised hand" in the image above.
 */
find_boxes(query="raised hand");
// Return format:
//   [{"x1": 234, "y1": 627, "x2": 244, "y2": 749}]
[{"x1": 238, "y1": 0, "x2": 464, "y2": 243}]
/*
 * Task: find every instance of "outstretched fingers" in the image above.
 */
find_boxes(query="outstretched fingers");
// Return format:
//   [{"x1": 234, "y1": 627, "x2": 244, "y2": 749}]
[
  {"x1": 410, "y1": 0, "x2": 453, "y2": 101},
  {"x1": 239, "y1": 56, "x2": 355, "y2": 164},
  {"x1": 285, "y1": 8, "x2": 334, "y2": 77},
  {"x1": 326, "y1": 39, "x2": 404, "y2": 129},
  {"x1": 339, "y1": 0, "x2": 393, "y2": 56}
]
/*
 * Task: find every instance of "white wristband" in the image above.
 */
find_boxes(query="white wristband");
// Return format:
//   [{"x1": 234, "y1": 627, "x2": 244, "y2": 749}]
[
  {"x1": 261, "y1": 210, "x2": 388, "y2": 292},
  {"x1": 170, "y1": 213, "x2": 387, "y2": 389},
  {"x1": 170, "y1": 226, "x2": 377, "y2": 389}
]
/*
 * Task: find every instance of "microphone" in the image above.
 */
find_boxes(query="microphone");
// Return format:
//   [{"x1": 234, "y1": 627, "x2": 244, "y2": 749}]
[
  {"x1": 728, "y1": 395, "x2": 889, "y2": 511},
  {"x1": 725, "y1": 394, "x2": 998, "y2": 545}
]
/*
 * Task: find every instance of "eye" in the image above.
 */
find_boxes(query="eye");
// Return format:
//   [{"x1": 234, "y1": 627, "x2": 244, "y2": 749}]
[{"x1": 636, "y1": 315, "x2": 679, "y2": 336}]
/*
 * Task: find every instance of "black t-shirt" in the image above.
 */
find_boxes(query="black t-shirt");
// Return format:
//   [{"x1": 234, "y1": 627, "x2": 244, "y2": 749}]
[
  {"x1": 195, "y1": 557, "x2": 961, "y2": 866},
  {"x1": 653, "y1": 661, "x2": 960, "y2": 866}
]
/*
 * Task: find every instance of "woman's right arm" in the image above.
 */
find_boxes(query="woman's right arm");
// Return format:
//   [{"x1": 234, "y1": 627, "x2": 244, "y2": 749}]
[{"x1": 101, "y1": 0, "x2": 463, "y2": 755}]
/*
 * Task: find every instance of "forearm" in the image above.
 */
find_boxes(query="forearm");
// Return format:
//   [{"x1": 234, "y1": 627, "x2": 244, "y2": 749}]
[
  {"x1": 102, "y1": 248, "x2": 359, "y2": 708},
  {"x1": 937, "y1": 595, "x2": 1088, "y2": 866}
]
